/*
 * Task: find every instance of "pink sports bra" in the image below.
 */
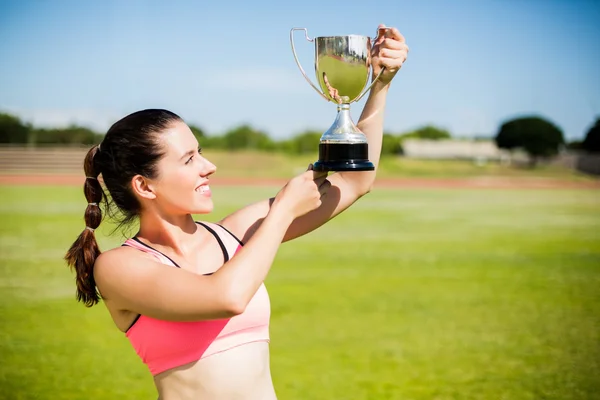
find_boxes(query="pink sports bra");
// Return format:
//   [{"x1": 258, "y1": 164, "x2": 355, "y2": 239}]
[{"x1": 122, "y1": 221, "x2": 271, "y2": 376}]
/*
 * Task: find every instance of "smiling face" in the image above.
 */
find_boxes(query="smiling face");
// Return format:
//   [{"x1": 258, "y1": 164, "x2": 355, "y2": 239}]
[{"x1": 141, "y1": 120, "x2": 217, "y2": 216}]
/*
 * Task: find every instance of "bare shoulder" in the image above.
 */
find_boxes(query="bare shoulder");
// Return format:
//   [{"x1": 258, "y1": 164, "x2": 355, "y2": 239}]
[
  {"x1": 94, "y1": 246, "x2": 157, "y2": 286},
  {"x1": 93, "y1": 240, "x2": 238, "y2": 321},
  {"x1": 95, "y1": 245, "x2": 146, "y2": 270}
]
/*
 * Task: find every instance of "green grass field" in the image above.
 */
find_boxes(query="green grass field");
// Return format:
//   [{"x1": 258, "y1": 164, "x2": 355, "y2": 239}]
[{"x1": 1, "y1": 184, "x2": 599, "y2": 399}]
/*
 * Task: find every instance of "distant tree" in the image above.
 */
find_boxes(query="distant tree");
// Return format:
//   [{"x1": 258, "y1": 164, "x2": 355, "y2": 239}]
[
  {"x1": 35, "y1": 125, "x2": 100, "y2": 145},
  {"x1": 415, "y1": 125, "x2": 451, "y2": 140},
  {"x1": 281, "y1": 130, "x2": 322, "y2": 154},
  {"x1": 566, "y1": 140, "x2": 583, "y2": 150},
  {"x1": 582, "y1": 118, "x2": 600, "y2": 153},
  {"x1": 189, "y1": 125, "x2": 206, "y2": 140},
  {"x1": 400, "y1": 125, "x2": 451, "y2": 141},
  {"x1": 495, "y1": 122, "x2": 522, "y2": 151},
  {"x1": 495, "y1": 116, "x2": 564, "y2": 166},
  {"x1": 201, "y1": 135, "x2": 226, "y2": 149},
  {"x1": 381, "y1": 132, "x2": 403, "y2": 155},
  {"x1": 222, "y1": 124, "x2": 274, "y2": 151},
  {"x1": 0, "y1": 113, "x2": 30, "y2": 144}
]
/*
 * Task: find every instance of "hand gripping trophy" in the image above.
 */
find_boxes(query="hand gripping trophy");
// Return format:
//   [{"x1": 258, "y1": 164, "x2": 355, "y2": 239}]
[{"x1": 290, "y1": 27, "x2": 389, "y2": 172}]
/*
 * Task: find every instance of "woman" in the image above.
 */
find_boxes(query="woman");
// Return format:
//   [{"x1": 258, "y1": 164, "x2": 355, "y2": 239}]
[{"x1": 65, "y1": 25, "x2": 408, "y2": 400}]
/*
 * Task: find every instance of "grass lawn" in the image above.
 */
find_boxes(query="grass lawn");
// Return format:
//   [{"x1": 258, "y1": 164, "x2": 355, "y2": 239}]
[{"x1": 0, "y1": 184, "x2": 599, "y2": 399}]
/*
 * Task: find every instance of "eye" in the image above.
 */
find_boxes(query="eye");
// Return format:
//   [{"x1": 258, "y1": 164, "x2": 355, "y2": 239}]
[{"x1": 185, "y1": 148, "x2": 203, "y2": 165}]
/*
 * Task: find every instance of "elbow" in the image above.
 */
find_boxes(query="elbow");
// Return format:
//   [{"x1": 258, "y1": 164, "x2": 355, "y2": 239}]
[
  {"x1": 220, "y1": 285, "x2": 248, "y2": 317},
  {"x1": 225, "y1": 298, "x2": 247, "y2": 317},
  {"x1": 341, "y1": 172, "x2": 374, "y2": 197},
  {"x1": 356, "y1": 182, "x2": 373, "y2": 197},
  {"x1": 212, "y1": 274, "x2": 248, "y2": 317},
  {"x1": 359, "y1": 184, "x2": 373, "y2": 196}
]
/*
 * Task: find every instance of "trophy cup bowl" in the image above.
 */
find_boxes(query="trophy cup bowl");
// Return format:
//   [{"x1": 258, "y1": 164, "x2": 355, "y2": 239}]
[{"x1": 290, "y1": 28, "x2": 386, "y2": 172}]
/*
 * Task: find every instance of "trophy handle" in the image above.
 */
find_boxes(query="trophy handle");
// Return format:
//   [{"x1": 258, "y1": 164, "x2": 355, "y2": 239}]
[
  {"x1": 354, "y1": 28, "x2": 389, "y2": 102},
  {"x1": 290, "y1": 28, "x2": 329, "y2": 102}
]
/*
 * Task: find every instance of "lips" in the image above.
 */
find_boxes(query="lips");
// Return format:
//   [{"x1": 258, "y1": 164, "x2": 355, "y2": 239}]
[{"x1": 195, "y1": 184, "x2": 211, "y2": 196}]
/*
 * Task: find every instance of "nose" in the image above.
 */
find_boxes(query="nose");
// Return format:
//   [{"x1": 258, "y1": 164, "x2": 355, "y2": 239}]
[{"x1": 200, "y1": 157, "x2": 217, "y2": 177}]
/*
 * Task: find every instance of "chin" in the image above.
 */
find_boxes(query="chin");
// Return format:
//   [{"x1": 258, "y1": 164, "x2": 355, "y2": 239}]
[{"x1": 190, "y1": 202, "x2": 214, "y2": 214}]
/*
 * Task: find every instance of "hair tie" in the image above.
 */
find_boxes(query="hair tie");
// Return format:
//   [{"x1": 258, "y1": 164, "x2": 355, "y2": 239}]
[
  {"x1": 86, "y1": 176, "x2": 98, "y2": 180},
  {"x1": 85, "y1": 227, "x2": 95, "y2": 233},
  {"x1": 88, "y1": 202, "x2": 98, "y2": 206}
]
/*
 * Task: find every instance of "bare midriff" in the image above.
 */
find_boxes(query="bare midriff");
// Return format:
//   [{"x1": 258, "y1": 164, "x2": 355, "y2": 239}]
[{"x1": 155, "y1": 342, "x2": 277, "y2": 400}]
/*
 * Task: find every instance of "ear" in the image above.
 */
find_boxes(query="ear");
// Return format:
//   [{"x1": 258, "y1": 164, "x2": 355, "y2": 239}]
[{"x1": 131, "y1": 175, "x2": 157, "y2": 200}]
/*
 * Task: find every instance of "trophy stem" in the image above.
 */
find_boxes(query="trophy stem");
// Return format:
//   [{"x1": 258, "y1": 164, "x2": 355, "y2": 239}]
[
  {"x1": 320, "y1": 104, "x2": 364, "y2": 143},
  {"x1": 313, "y1": 103, "x2": 375, "y2": 172}
]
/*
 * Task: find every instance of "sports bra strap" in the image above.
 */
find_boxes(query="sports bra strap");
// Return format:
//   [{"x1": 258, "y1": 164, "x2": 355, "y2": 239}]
[
  {"x1": 215, "y1": 223, "x2": 244, "y2": 246},
  {"x1": 129, "y1": 237, "x2": 182, "y2": 268},
  {"x1": 195, "y1": 221, "x2": 230, "y2": 262},
  {"x1": 125, "y1": 222, "x2": 233, "y2": 267}
]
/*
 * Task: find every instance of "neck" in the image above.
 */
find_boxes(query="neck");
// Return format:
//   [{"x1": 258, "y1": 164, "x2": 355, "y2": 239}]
[{"x1": 137, "y1": 212, "x2": 199, "y2": 257}]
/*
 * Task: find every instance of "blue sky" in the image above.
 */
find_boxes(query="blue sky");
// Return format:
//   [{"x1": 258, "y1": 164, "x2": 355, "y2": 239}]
[{"x1": 1, "y1": 0, "x2": 599, "y2": 140}]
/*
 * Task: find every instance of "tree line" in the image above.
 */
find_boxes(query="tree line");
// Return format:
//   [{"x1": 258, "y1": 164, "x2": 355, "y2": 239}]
[
  {"x1": 1, "y1": 112, "x2": 598, "y2": 159},
  {"x1": 0, "y1": 112, "x2": 451, "y2": 155}
]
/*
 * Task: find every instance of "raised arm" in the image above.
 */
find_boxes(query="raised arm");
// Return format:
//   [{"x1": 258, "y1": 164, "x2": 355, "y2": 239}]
[
  {"x1": 93, "y1": 169, "x2": 329, "y2": 321},
  {"x1": 339, "y1": 26, "x2": 408, "y2": 194},
  {"x1": 220, "y1": 25, "x2": 409, "y2": 243}
]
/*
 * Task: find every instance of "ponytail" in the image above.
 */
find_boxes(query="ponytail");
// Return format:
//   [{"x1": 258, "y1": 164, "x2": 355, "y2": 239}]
[{"x1": 64, "y1": 144, "x2": 105, "y2": 307}]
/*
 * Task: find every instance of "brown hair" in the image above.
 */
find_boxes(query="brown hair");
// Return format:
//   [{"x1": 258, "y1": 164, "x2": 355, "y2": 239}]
[
  {"x1": 64, "y1": 145, "x2": 104, "y2": 306},
  {"x1": 64, "y1": 109, "x2": 183, "y2": 307}
]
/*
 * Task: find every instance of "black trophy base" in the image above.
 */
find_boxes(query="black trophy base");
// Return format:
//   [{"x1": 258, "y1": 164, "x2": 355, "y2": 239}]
[{"x1": 313, "y1": 143, "x2": 375, "y2": 172}]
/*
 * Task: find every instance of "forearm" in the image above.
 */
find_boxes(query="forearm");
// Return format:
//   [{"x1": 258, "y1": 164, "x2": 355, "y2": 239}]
[
  {"x1": 213, "y1": 203, "x2": 293, "y2": 311},
  {"x1": 338, "y1": 81, "x2": 390, "y2": 193}
]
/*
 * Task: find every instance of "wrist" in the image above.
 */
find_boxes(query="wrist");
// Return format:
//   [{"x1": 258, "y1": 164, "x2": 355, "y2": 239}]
[
  {"x1": 371, "y1": 79, "x2": 391, "y2": 93},
  {"x1": 268, "y1": 199, "x2": 295, "y2": 226},
  {"x1": 363, "y1": 80, "x2": 390, "y2": 105}
]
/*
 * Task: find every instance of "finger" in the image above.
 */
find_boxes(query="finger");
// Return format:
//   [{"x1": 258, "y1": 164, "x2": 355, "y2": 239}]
[
  {"x1": 381, "y1": 37, "x2": 408, "y2": 51},
  {"x1": 313, "y1": 175, "x2": 328, "y2": 188},
  {"x1": 307, "y1": 163, "x2": 314, "y2": 171},
  {"x1": 379, "y1": 48, "x2": 408, "y2": 60},
  {"x1": 378, "y1": 51, "x2": 408, "y2": 71},
  {"x1": 318, "y1": 179, "x2": 331, "y2": 196},
  {"x1": 376, "y1": 24, "x2": 387, "y2": 45},
  {"x1": 318, "y1": 177, "x2": 331, "y2": 188},
  {"x1": 312, "y1": 170, "x2": 328, "y2": 180},
  {"x1": 385, "y1": 27, "x2": 405, "y2": 43},
  {"x1": 379, "y1": 56, "x2": 405, "y2": 71},
  {"x1": 314, "y1": 175, "x2": 326, "y2": 184}
]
